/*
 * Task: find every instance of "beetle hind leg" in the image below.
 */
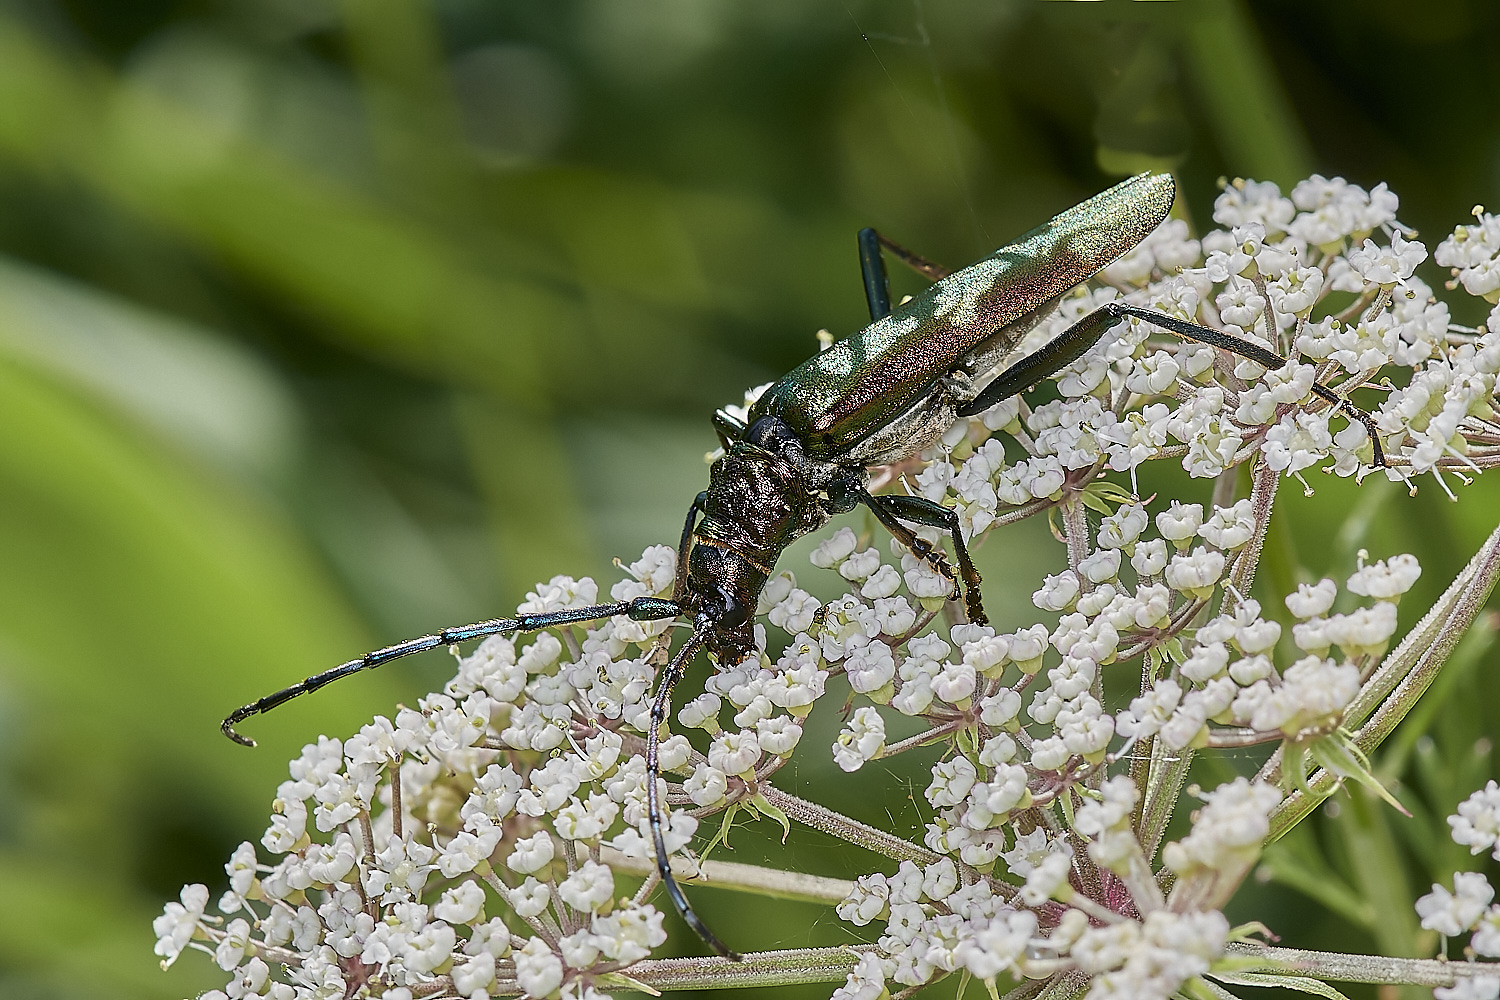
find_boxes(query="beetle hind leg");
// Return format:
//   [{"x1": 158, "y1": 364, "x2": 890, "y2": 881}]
[
  {"x1": 857, "y1": 228, "x2": 952, "y2": 322},
  {"x1": 955, "y1": 300, "x2": 1387, "y2": 469}
]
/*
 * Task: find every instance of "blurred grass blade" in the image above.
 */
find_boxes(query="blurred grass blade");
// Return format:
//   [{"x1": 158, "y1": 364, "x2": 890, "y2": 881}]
[
  {"x1": 456, "y1": 395, "x2": 594, "y2": 595},
  {"x1": 0, "y1": 253, "x2": 296, "y2": 483},
  {"x1": 1178, "y1": 0, "x2": 1314, "y2": 186},
  {"x1": 1325, "y1": 789, "x2": 1425, "y2": 977},
  {"x1": 1258, "y1": 826, "x2": 1374, "y2": 930},
  {"x1": 0, "y1": 352, "x2": 412, "y2": 995},
  {"x1": 0, "y1": 16, "x2": 560, "y2": 399},
  {"x1": 338, "y1": 0, "x2": 466, "y2": 185}
]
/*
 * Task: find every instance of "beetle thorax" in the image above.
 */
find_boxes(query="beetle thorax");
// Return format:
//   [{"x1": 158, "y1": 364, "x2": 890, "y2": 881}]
[
  {"x1": 687, "y1": 422, "x2": 830, "y2": 664},
  {"x1": 693, "y1": 436, "x2": 825, "y2": 575}
]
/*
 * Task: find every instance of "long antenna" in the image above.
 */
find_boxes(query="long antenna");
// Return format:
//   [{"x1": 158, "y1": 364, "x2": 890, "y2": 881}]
[
  {"x1": 221, "y1": 598, "x2": 681, "y2": 745},
  {"x1": 645, "y1": 628, "x2": 740, "y2": 960}
]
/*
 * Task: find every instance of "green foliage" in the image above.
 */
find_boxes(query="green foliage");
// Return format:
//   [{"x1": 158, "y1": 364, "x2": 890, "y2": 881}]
[{"x1": 0, "y1": 1, "x2": 1497, "y2": 997}]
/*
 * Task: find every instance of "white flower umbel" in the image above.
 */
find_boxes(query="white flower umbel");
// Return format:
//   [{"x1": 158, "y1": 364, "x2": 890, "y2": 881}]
[
  {"x1": 158, "y1": 177, "x2": 1500, "y2": 1000},
  {"x1": 1451, "y1": 781, "x2": 1500, "y2": 859},
  {"x1": 1407, "y1": 779, "x2": 1500, "y2": 989}
]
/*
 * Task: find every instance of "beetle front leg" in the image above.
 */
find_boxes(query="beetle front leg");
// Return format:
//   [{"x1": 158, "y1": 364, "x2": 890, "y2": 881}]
[
  {"x1": 712, "y1": 410, "x2": 745, "y2": 450},
  {"x1": 644, "y1": 628, "x2": 741, "y2": 960},
  {"x1": 860, "y1": 489, "x2": 987, "y2": 626},
  {"x1": 671, "y1": 492, "x2": 708, "y2": 603}
]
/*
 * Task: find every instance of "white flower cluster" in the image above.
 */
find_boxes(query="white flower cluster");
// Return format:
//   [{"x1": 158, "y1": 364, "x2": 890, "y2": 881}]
[
  {"x1": 833, "y1": 857, "x2": 1037, "y2": 987},
  {"x1": 1116, "y1": 545, "x2": 1418, "y2": 749},
  {"x1": 832, "y1": 774, "x2": 1273, "y2": 1000},
  {"x1": 925, "y1": 175, "x2": 1500, "y2": 508},
  {"x1": 155, "y1": 548, "x2": 726, "y2": 1000},
  {"x1": 1436, "y1": 207, "x2": 1500, "y2": 303},
  {"x1": 1072, "y1": 909, "x2": 1232, "y2": 1000},
  {"x1": 817, "y1": 511, "x2": 1406, "y2": 992},
  {"x1": 159, "y1": 177, "x2": 1498, "y2": 1000},
  {"x1": 1415, "y1": 780, "x2": 1500, "y2": 999}
]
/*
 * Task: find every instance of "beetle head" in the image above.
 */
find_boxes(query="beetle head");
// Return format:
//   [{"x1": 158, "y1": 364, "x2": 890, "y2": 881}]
[{"x1": 700, "y1": 588, "x2": 757, "y2": 667}]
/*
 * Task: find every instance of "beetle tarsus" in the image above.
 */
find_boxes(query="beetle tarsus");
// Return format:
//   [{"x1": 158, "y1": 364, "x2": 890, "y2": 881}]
[{"x1": 1310, "y1": 382, "x2": 1387, "y2": 467}]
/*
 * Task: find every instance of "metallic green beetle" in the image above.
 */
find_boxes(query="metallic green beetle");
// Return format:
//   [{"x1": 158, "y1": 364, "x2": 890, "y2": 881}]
[
  {"x1": 754, "y1": 172, "x2": 1178, "y2": 463},
  {"x1": 224, "y1": 173, "x2": 1364, "y2": 959}
]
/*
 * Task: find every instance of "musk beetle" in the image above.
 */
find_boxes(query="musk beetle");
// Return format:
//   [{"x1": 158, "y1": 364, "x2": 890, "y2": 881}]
[{"x1": 222, "y1": 172, "x2": 1382, "y2": 959}]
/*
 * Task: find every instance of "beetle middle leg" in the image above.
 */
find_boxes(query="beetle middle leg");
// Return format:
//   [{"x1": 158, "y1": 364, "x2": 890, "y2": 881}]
[{"x1": 859, "y1": 487, "x2": 987, "y2": 626}]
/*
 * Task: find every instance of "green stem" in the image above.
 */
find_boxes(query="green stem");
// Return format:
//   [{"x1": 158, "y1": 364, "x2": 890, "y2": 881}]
[
  {"x1": 1220, "y1": 458, "x2": 1278, "y2": 614},
  {"x1": 1137, "y1": 734, "x2": 1194, "y2": 865},
  {"x1": 600, "y1": 846, "x2": 853, "y2": 905},
  {"x1": 1061, "y1": 495, "x2": 1090, "y2": 581},
  {"x1": 1225, "y1": 943, "x2": 1497, "y2": 988},
  {"x1": 878, "y1": 719, "x2": 969, "y2": 758},
  {"x1": 1348, "y1": 517, "x2": 1500, "y2": 732},
  {"x1": 489, "y1": 947, "x2": 868, "y2": 995},
  {"x1": 759, "y1": 785, "x2": 947, "y2": 868}
]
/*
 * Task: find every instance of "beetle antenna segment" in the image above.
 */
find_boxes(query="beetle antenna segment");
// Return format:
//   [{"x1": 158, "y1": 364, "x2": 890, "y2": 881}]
[
  {"x1": 221, "y1": 598, "x2": 682, "y2": 746},
  {"x1": 645, "y1": 628, "x2": 742, "y2": 960}
]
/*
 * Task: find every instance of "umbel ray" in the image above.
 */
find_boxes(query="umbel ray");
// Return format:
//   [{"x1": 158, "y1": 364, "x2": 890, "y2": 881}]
[{"x1": 222, "y1": 172, "x2": 1384, "y2": 960}]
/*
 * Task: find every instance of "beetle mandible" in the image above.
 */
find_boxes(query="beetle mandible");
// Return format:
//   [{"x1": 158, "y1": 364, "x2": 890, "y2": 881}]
[{"x1": 222, "y1": 172, "x2": 1382, "y2": 959}]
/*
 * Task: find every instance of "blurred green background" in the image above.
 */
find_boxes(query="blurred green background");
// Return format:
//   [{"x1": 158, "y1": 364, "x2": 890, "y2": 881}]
[{"x1": 1, "y1": 0, "x2": 1499, "y2": 998}]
